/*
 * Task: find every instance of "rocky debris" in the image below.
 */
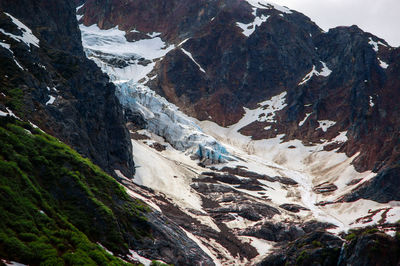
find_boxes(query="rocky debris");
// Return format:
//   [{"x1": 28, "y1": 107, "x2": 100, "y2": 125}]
[
  {"x1": 242, "y1": 221, "x2": 307, "y2": 242},
  {"x1": 149, "y1": 142, "x2": 167, "y2": 152},
  {"x1": 279, "y1": 203, "x2": 309, "y2": 213},
  {"x1": 209, "y1": 202, "x2": 280, "y2": 222},
  {"x1": 218, "y1": 167, "x2": 298, "y2": 186},
  {"x1": 313, "y1": 182, "x2": 338, "y2": 194},
  {"x1": 140, "y1": 211, "x2": 216, "y2": 265},
  {"x1": 130, "y1": 131, "x2": 151, "y2": 140},
  {"x1": 191, "y1": 182, "x2": 234, "y2": 194},
  {"x1": 219, "y1": 166, "x2": 276, "y2": 181},
  {"x1": 346, "y1": 178, "x2": 363, "y2": 186},
  {"x1": 201, "y1": 171, "x2": 246, "y2": 184}
]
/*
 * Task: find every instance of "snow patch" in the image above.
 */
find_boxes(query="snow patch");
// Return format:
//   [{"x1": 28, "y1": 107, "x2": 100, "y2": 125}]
[
  {"x1": 1, "y1": 260, "x2": 27, "y2": 266},
  {"x1": 236, "y1": 8, "x2": 270, "y2": 37},
  {"x1": 298, "y1": 61, "x2": 331, "y2": 85},
  {"x1": 378, "y1": 58, "x2": 389, "y2": 69},
  {"x1": 298, "y1": 112, "x2": 311, "y2": 127},
  {"x1": 316, "y1": 120, "x2": 336, "y2": 132},
  {"x1": 45, "y1": 95, "x2": 56, "y2": 105},
  {"x1": 331, "y1": 131, "x2": 348, "y2": 143},
  {"x1": 369, "y1": 96, "x2": 375, "y2": 107},
  {"x1": 2, "y1": 12, "x2": 39, "y2": 48},
  {"x1": 0, "y1": 41, "x2": 11, "y2": 52},
  {"x1": 0, "y1": 110, "x2": 7, "y2": 117},
  {"x1": 245, "y1": 0, "x2": 292, "y2": 14},
  {"x1": 231, "y1": 91, "x2": 287, "y2": 132},
  {"x1": 239, "y1": 236, "x2": 273, "y2": 257},
  {"x1": 127, "y1": 250, "x2": 152, "y2": 266},
  {"x1": 368, "y1": 37, "x2": 387, "y2": 52}
]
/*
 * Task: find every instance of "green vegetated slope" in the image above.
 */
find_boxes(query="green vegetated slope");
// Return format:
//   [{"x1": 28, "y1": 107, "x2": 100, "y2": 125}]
[{"x1": 0, "y1": 116, "x2": 151, "y2": 265}]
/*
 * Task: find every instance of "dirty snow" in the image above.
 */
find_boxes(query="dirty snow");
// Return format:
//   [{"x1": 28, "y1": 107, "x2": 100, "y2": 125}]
[{"x1": 127, "y1": 250, "x2": 152, "y2": 266}]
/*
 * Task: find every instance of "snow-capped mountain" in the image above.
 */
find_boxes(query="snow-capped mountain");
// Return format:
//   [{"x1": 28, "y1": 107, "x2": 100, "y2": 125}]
[
  {"x1": 1, "y1": 0, "x2": 400, "y2": 265},
  {"x1": 77, "y1": 0, "x2": 400, "y2": 264}
]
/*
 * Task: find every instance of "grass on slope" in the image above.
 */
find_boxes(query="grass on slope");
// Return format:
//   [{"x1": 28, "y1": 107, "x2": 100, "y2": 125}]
[{"x1": 0, "y1": 116, "x2": 151, "y2": 265}]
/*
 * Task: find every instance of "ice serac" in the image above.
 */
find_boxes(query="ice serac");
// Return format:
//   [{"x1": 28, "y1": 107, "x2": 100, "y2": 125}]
[{"x1": 79, "y1": 22, "x2": 232, "y2": 165}]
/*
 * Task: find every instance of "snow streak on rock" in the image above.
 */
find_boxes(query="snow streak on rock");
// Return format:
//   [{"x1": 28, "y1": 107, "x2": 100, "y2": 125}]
[
  {"x1": 298, "y1": 61, "x2": 332, "y2": 85},
  {"x1": 1, "y1": 12, "x2": 39, "y2": 49}
]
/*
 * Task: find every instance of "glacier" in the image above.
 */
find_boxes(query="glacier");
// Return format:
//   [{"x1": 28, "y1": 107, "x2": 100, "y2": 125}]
[{"x1": 79, "y1": 22, "x2": 232, "y2": 164}]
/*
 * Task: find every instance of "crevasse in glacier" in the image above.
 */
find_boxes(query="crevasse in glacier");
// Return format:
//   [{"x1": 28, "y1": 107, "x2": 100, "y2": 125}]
[{"x1": 117, "y1": 81, "x2": 231, "y2": 163}]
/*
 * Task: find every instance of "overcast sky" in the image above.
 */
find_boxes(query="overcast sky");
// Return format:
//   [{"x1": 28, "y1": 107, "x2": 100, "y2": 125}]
[{"x1": 272, "y1": 0, "x2": 400, "y2": 47}]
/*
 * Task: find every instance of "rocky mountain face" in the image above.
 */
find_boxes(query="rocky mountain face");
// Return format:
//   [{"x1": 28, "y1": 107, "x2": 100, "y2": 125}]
[
  {"x1": 0, "y1": 0, "x2": 135, "y2": 177},
  {"x1": 80, "y1": 0, "x2": 400, "y2": 202},
  {"x1": 2, "y1": 0, "x2": 400, "y2": 265},
  {"x1": 77, "y1": 0, "x2": 400, "y2": 264}
]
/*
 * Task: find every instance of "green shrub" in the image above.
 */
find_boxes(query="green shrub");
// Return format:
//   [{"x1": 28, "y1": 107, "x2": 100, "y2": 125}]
[{"x1": 0, "y1": 117, "x2": 149, "y2": 265}]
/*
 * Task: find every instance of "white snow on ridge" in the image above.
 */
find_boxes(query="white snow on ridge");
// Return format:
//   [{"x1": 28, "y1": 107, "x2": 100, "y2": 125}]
[
  {"x1": 298, "y1": 61, "x2": 332, "y2": 85},
  {"x1": 181, "y1": 48, "x2": 206, "y2": 73},
  {"x1": 316, "y1": 120, "x2": 336, "y2": 132},
  {"x1": 80, "y1": 24, "x2": 174, "y2": 60},
  {"x1": 245, "y1": 0, "x2": 292, "y2": 14},
  {"x1": 368, "y1": 37, "x2": 387, "y2": 52},
  {"x1": 1, "y1": 12, "x2": 39, "y2": 48},
  {"x1": 236, "y1": 8, "x2": 270, "y2": 37}
]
